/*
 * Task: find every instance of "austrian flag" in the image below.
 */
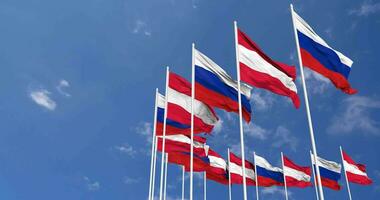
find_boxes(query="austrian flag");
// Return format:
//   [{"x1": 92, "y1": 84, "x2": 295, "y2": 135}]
[
  {"x1": 283, "y1": 155, "x2": 312, "y2": 187},
  {"x1": 342, "y1": 149, "x2": 372, "y2": 185}
]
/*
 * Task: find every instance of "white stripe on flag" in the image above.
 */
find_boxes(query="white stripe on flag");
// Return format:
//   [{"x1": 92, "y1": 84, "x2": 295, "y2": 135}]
[
  {"x1": 157, "y1": 93, "x2": 166, "y2": 108},
  {"x1": 238, "y1": 45, "x2": 298, "y2": 93},
  {"x1": 254, "y1": 154, "x2": 283, "y2": 172},
  {"x1": 284, "y1": 166, "x2": 311, "y2": 182},
  {"x1": 311, "y1": 154, "x2": 341, "y2": 174},
  {"x1": 229, "y1": 162, "x2": 255, "y2": 180},
  {"x1": 343, "y1": 160, "x2": 368, "y2": 177},
  {"x1": 157, "y1": 134, "x2": 206, "y2": 149},
  {"x1": 209, "y1": 155, "x2": 227, "y2": 170}
]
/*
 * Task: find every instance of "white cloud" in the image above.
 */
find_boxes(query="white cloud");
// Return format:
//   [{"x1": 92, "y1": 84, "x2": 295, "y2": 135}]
[
  {"x1": 349, "y1": 1, "x2": 380, "y2": 16},
  {"x1": 261, "y1": 187, "x2": 291, "y2": 198},
  {"x1": 271, "y1": 126, "x2": 298, "y2": 152},
  {"x1": 136, "y1": 122, "x2": 153, "y2": 143},
  {"x1": 132, "y1": 20, "x2": 151, "y2": 36},
  {"x1": 29, "y1": 89, "x2": 56, "y2": 111},
  {"x1": 124, "y1": 176, "x2": 140, "y2": 184},
  {"x1": 328, "y1": 96, "x2": 380, "y2": 135},
  {"x1": 56, "y1": 79, "x2": 71, "y2": 97},
  {"x1": 244, "y1": 123, "x2": 269, "y2": 140},
  {"x1": 302, "y1": 68, "x2": 331, "y2": 94},
  {"x1": 114, "y1": 143, "x2": 137, "y2": 157},
  {"x1": 250, "y1": 90, "x2": 275, "y2": 111},
  {"x1": 212, "y1": 118, "x2": 223, "y2": 134},
  {"x1": 83, "y1": 176, "x2": 100, "y2": 191}
]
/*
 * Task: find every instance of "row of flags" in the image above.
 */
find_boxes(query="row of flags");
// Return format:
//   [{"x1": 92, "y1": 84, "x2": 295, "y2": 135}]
[
  {"x1": 157, "y1": 134, "x2": 372, "y2": 189},
  {"x1": 148, "y1": 5, "x2": 367, "y2": 200}
]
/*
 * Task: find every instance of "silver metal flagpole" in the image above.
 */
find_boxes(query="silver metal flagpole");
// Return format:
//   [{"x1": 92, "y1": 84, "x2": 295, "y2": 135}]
[
  {"x1": 182, "y1": 166, "x2": 185, "y2": 200},
  {"x1": 254, "y1": 152, "x2": 259, "y2": 200},
  {"x1": 152, "y1": 136, "x2": 158, "y2": 200},
  {"x1": 228, "y1": 148, "x2": 232, "y2": 200},
  {"x1": 281, "y1": 152, "x2": 289, "y2": 200},
  {"x1": 290, "y1": 4, "x2": 325, "y2": 200},
  {"x1": 148, "y1": 89, "x2": 159, "y2": 200},
  {"x1": 204, "y1": 172, "x2": 207, "y2": 200},
  {"x1": 310, "y1": 151, "x2": 320, "y2": 200},
  {"x1": 340, "y1": 146, "x2": 353, "y2": 200},
  {"x1": 159, "y1": 67, "x2": 170, "y2": 200},
  {"x1": 164, "y1": 153, "x2": 168, "y2": 200},
  {"x1": 233, "y1": 20, "x2": 248, "y2": 200},
  {"x1": 190, "y1": 43, "x2": 195, "y2": 200}
]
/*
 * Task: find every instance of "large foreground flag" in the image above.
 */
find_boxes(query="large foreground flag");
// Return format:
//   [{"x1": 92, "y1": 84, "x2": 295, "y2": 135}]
[
  {"x1": 237, "y1": 28, "x2": 300, "y2": 108},
  {"x1": 156, "y1": 72, "x2": 219, "y2": 135},
  {"x1": 206, "y1": 149, "x2": 229, "y2": 185},
  {"x1": 255, "y1": 154, "x2": 284, "y2": 186},
  {"x1": 229, "y1": 152, "x2": 256, "y2": 185},
  {"x1": 283, "y1": 155, "x2": 312, "y2": 187},
  {"x1": 342, "y1": 150, "x2": 372, "y2": 185},
  {"x1": 292, "y1": 10, "x2": 357, "y2": 94},
  {"x1": 194, "y1": 49, "x2": 253, "y2": 122},
  {"x1": 311, "y1": 154, "x2": 342, "y2": 190}
]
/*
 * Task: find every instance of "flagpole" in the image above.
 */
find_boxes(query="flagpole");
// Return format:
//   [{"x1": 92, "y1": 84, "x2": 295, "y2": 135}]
[
  {"x1": 204, "y1": 172, "x2": 207, "y2": 200},
  {"x1": 164, "y1": 153, "x2": 168, "y2": 200},
  {"x1": 254, "y1": 152, "x2": 259, "y2": 200},
  {"x1": 281, "y1": 152, "x2": 289, "y2": 200},
  {"x1": 290, "y1": 4, "x2": 324, "y2": 200},
  {"x1": 152, "y1": 136, "x2": 158, "y2": 200},
  {"x1": 182, "y1": 166, "x2": 185, "y2": 200},
  {"x1": 233, "y1": 20, "x2": 248, "y2": 200},
  {"x1": 340, "y1": 146, "x2": 353, "y2": 200},
  {"x1": 159, "y1": 67, "x2": 170, "y2": 200},
  {"x1": 190, "y1": 42, "x2": 195, "y2": 200},
  {"x1": 310, "y1": 151, "x2": 320, "y2": 200},
  {"x1": 148, "y1": 89, "x2": 159, "y2": 200},
  {"x1": 228, "y1": 148, "x2": 232, "y2": 200}
]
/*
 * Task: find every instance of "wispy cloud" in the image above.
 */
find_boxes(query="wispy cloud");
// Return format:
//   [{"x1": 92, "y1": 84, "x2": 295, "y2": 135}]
[
  {"x1": 113, "y1": 143, "x2": 137, "y2": 157},
  {"x1": 349, "y1": 1, "x2": 380, "y2": 16},
  {"x1": 244, "y1": 123, "x2": 269, "y2": 140},
  {"x1": 250, "y1": 90, "x2": 275, "y2": 111},
  {"x1": 29, "y1": 89, "x2": 57, "y2": 111},
  {"x1": 212, "y1": 118, "x2": 224, "y2": 134},
  {"x1": 302, "y1": 68, "x2": 331, "y2": 94},
  {"x1": 328, "y1": 96, "x2": 380, "y2": 135},
  {"x1": 83, "y1": 176, "x2": 100, "y2": 191},
  {"x1": 261, "y1": 187, "x2": 291, "y2": 198},
  {"x1": 56, "y1": 79, "x2": 71, "y2": 97},
  {"x1": 123, "y1": 176, "x2": 141, "y2": 184},
  {"x1": 136, "y1": 122, "x2": 153, "y2": 143},
  {"x1": 132, "y1": 20, "x2": 151, "y2": 36},
  {"x1": 272, "y1": 126, "x2": 298, "y2": 152}
]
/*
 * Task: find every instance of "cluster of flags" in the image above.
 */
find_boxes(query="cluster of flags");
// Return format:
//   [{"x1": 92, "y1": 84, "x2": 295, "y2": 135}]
[{"x1": 147, "y1": 4, "x2": 372, "y2": 200}]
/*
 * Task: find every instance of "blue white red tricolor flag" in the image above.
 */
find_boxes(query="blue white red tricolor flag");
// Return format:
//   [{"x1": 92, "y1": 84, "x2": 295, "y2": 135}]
[
  {"x1": 292, "y1": 10, "x2": 357, "y2": 94},
  {"x1": 237, "y1": 28, "x2": 300, "y2": 108},
  {"x1": 254, "y1": 154, "x2": 284, "y2": 186},
  {"x1": 228, "y1": 152, "x2": 256, "y2": 185},
  {"x1": 342, "y1": 150, "x2": 372, "y2": 185},
  {"x1": 206, "y1": 149, "x2": 229, "y2": 185},
  {"x1": 194, "y1": 49, "x2": 252, "y2": 122},
  {"x1": 283, "y1": 155, "x2": 312, "y2": 187},
  {"x1": 311, "y1": 153, "x2": 342, "y2": 190}
]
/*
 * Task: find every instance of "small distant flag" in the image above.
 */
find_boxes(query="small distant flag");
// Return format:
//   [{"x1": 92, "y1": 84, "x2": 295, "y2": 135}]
[
  {"x1": 292, "y1": 10, "x2": 357, "y2": 94},
  {"x1": 342, "y1": 149, "x2": 372, "y2": 185},
  {"x1": 229, "y1": 152, "x2": 256, "y2": 185},
  {"x1": 194, "y1": 49, "x2": 252, "y2": 122},
  {"x1": 254, "y1": 154, "x2": 284, "y2": 186},
  {"x1": 237, "y1": 28, "x2": 300, "y2": 108},
  {"x1": 283, "y1": 155, "x2": 312, "y2": 187},
  {"x1": 206, "y1": 149, "x2": 229, "y2": 185},
  {"x1": 311, "y1": 153, "x2": 342, "y2": 190}
]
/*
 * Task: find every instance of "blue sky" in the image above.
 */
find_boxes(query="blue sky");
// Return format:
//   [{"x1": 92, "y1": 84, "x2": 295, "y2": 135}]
[{"x1": 0, "y1": 0, "x2": 380, "y2": 199}]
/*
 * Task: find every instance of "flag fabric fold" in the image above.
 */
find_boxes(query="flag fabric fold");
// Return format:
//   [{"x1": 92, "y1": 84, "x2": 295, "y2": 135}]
[
  {"x1": 206, "y1": 149, "x2": 229, "y2": 185},
  {"x1": 194, "y1": 49, "x2": 252, "y2": 122},
  {"x1": 255, "y1": 154, "x2": 284, "y2": 186},
  {"x1": 228, "y1": 152, "x2": 256, "y2": 185},
  {"x1": 311, "y1": 154, "x2": 342, "y2": 190},
  {"x1": 342, "y1": 150, "x2": 372, "y2": 185},
  {"x1": 283, "y1": 155, "x2": 312, "y2": 187},
  {"x1": 237, "y1": 28, "x2": 300, "y2": 108},
  {"x1": 292, "y1": 10, "x2": 357, "y2": 94}
]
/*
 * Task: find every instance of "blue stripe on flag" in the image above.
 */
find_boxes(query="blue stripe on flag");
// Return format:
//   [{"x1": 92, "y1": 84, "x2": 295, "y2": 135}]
[
  {"x1": 256, "y1": 166, "x2": 284, "y2": 183},
  {"x1": 157, "y1": 107, "x2": 190, "y2": 129}
]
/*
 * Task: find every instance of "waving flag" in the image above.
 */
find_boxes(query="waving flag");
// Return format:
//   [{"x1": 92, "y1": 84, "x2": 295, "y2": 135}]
[
  {"x1": 237, "y1": 28, "x2": 300, "y2": 108},
  {"x1": 206, "y1": 149, "x2": 229, "y2": 185},
  {"x1": 156, "y1": 72, "x2": 219, "y2": 135},
  {"x1": 292, "y1": 10, "x2": 357, "y2": 94},
  {"x1": 283, "y1": 155, "x2": 312, "y2": 187},
  {"x1": 255, "y1": 154, "x2": 284, "y2": 186},
  {"x1": 194, "y1": 49, "x2": 252, "y2": 122},
  {"x1": 311, "y1": 154, "x2": 342, "y2": 190},
  {"x1": 342, "y1": 150, "x2": 372, "y2": 185},
  {"x1": 229, "y1": 152, "x2": 256, "y2": 185}
]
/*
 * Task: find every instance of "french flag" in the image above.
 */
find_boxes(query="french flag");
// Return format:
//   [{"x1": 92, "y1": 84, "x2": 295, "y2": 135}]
[
  {"x1": 293, "y1": 10, "x2": 357, "y2": 94},
  {"x1": 228, "y1": 152, "x2": 256, "y2": 185},
  {"x1": 237, "y1": 28, "x2": 300, "y2": 108},
  {"x1": 283, "y1": 155, "x2": 312, "y2": 188},
  {"x1": 156, "y1": 72, "x2": 219, "y2": 135},
  {"x1": 311, "y1": 154, "x2": 342, "y2": 190},
  {"x1": 255, "y1": 154, "x2": 284, "y2": 187},
  {"x1": 206, "y1": 149, "x2": 229, "y2": 185},
  {"x1": 194, "y1": 48, "x2": 252, "y2": 122},
  {"x1": 342, "y1": 150, "x2": 372, "y2": 185}
]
